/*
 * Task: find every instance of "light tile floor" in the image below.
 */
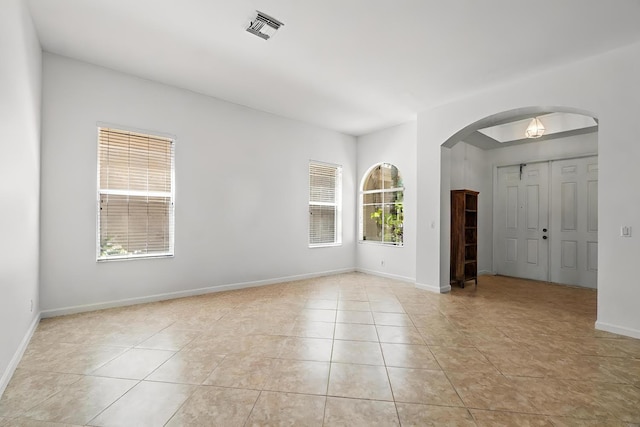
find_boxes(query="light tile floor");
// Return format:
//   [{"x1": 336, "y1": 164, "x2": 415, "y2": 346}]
[{"x1": 1, "y1": 273, "x2": 640, "y2": 426}]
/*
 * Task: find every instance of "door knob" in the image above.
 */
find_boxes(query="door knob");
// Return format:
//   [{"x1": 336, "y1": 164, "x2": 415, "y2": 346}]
[
  {"x1": 543, "y1": 236, "x2": 548, "y2": 240},
  {"x1": 542, "y1": 228, "x2": 547, "y2": 232}
]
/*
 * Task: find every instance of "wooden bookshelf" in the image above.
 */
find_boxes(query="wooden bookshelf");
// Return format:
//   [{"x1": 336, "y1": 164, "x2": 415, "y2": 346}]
[{"x1": 450, "y1": 189, "x2": 479, "y2": 288}]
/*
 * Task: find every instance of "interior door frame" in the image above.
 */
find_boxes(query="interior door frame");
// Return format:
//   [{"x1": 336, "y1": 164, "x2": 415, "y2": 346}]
[{"x1": 491, "y1": 152, "x2": 598, "y2": 279}]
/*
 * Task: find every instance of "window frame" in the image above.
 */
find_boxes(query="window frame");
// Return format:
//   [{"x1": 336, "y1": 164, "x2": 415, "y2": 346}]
[
  {"x1": 308, "y1": 160, "x2": 343, "y2": 248},
  {"x1": 359, "y1": 162, "x2": 404, "y2": 247},
  {"x1": 96, "y1": 124, "x2": 176, "y2": 262}
]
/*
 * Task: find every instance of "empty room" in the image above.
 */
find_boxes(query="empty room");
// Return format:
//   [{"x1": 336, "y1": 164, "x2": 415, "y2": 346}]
[{"x1": 2, "y1": 0, "x2": 640, "y2": 425}]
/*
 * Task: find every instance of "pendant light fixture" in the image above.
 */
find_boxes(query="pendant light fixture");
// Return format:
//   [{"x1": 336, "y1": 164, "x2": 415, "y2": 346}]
[{"x1": 525, "y1": 117, "x2": 546, "y2": 138}]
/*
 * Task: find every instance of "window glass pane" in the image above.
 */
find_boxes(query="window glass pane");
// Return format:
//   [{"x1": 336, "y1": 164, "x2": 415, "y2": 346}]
[
  {"x1": 362, "y1": 204, "x2": 382, "y2": 241},
  {"x1": 363, "y1": 192, "x2": 383, "y2": 204},
  {"x1": 381, "y1": 164, "x2": 402, "y2": 188},
  {"x1": 363, "y1": 165, "x2": 381, "y2": 191},
  {"x1": 381, "y1": 202, "x2": 404, "y2": 244}
]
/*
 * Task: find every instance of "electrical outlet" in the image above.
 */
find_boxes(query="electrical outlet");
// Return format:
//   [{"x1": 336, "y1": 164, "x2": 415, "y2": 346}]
[{"x1": 621, "y1": 226, "x2": 632, "y2": 237}]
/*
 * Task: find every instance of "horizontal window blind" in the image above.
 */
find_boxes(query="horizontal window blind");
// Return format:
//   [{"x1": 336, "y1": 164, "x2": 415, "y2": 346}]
[
  {"x1": 309, "y1": 162, "x2": 341, "y2": 246},
  {"x1": 98, "y1": 127, "x2": 174, "y2": 259},
  {"x1": 309, "y1": 205, "x2": 337, "y2": 245}
]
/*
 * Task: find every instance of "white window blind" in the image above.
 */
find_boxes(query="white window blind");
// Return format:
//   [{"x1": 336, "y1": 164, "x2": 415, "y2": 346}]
[
  {"x1": 97, "y1": 127, "x2": 175, "y2": 260},
  {"x1": 309, "y1": 162, "x2": 342, "y2": 246}
]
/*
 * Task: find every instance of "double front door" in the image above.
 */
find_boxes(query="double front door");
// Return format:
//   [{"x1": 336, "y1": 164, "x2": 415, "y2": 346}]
[{"x1": 495, "y1": 156, "x2": 598, "y2": 288}]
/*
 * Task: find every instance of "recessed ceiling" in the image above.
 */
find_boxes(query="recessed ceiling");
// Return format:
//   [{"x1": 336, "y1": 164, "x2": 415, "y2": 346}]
[
  {"x1": 26, "y1": 0, "x2": 640, "y2": 136},
  {"x1": 468, "y1": 112, "x2": 599, "y2": 149}
]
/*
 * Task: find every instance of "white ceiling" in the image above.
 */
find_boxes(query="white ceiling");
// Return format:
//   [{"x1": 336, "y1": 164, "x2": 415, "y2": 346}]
[{"x1": 26, "y1": 0, "x2": 640, "y2": 136}]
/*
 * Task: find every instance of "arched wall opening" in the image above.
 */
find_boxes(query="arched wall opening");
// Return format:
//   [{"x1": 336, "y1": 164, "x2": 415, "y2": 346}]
[
  {"x1": 439, "y1": 106, "x2": 599, "y2": 292},
  {"x1": 414, "y1": 41, "x2": 640, "y2": 338}
]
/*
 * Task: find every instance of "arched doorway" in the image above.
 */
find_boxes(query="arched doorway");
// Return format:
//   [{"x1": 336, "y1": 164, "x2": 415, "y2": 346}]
[{"x1": 440, "y1": 106, "x2": 599, "y2": 289}]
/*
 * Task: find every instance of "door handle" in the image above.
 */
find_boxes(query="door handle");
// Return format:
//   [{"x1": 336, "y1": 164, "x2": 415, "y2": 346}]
[
  {"x1": 543, "y1": 235, "x2": 548, "y2": 240},
  {"x1": 542, "y1": 228, "x2": 548, "y2": 232}
]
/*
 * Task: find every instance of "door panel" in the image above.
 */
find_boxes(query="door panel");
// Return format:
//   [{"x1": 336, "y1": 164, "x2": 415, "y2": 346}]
[
  {"x1": 549, "y1": 157, "x2": 598, "y2": 288},
  {"x1": 495, "y1": 163, "x2": 549, "y2": 281}
]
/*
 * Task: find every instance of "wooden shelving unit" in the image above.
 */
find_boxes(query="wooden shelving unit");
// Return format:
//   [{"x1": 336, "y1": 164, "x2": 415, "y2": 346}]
[{"x1": 450, "y1": 189, "x2": 479, "y2": 288}]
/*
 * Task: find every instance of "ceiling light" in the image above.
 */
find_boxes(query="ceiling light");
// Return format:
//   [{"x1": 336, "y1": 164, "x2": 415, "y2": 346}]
[
  {"x1": 246, "y1": 11, "x2": 284, "y2": 40},
  {"x1": 525, "y1": 117, "x2": 546, "y2": 139}
]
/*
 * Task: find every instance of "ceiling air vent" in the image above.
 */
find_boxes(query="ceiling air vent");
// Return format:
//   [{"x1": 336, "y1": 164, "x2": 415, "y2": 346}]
[{"x1": 246, "y1": 11, "x2": 284, "y2": 40}]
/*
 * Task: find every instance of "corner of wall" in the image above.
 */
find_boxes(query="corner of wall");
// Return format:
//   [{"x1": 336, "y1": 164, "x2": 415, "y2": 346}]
[{"x1": 595, "y1": 320, "x2": 640, "y2": 340}]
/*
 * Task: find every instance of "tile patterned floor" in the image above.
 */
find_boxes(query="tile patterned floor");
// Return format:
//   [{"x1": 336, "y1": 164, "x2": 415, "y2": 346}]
[{"x1": 1, "y1": 273, "x2": 640, "y2": 426}]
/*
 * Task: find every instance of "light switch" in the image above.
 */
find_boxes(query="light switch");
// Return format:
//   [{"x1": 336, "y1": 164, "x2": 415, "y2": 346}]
[{"x1": 621, "y1": 226, "x2": 632, "y2": 237}]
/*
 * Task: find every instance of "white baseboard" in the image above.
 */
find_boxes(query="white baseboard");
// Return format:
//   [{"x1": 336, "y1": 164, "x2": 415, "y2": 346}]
[
  {"x1": 355, "y1": 268, "x2": 415, "y2": 284},
  {"x1": 0, "y1": 312, "x2": 41, "y2": 398},
  {"x1": 595, "y1": 320, "x2": 640, "y2": 340},
  {"x1": 415, "y1": 282, "x2": 447, "y2": 293},
  {"x1": 41, "y1": 268, "x2": 355, "y2": 318},
  {"x1": 478, "y1": 270, "x2": 495, "y2": 276}
]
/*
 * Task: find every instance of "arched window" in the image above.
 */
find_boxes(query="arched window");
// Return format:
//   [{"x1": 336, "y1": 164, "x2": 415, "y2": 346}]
[{"x1": 360, "y1": 163, "x2": 404, "y2": 245}]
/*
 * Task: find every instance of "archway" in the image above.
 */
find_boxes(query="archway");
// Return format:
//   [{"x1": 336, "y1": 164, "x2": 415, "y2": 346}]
[{"x1": 439, "y1": 106, "x2": 599, "y2": 290}]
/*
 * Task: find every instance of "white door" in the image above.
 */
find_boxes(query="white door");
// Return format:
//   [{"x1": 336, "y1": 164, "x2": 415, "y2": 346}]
[
  {"x1": 549, "y1": 157, "x2": 598, "y2": 288},
  {"x1": 495, "y1": 162, "x2": 549, "y2": 281},
  {"x1": 494, "y1": 157, "x2": 598, "y2": 288}
]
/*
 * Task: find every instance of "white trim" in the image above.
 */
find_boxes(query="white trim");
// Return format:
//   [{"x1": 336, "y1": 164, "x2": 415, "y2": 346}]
[
  {"x1": 478, "y1": 269, "x2": 494, "y2": 276},
  {"x1": 96, "y1": 121, "x2": 177, "y2": 141},
  {"x1": 595, "y1": 321, "x2": 640, "y2": 340},
  {"x1": 415, "y1": 282, "x2": 448, "y2": 293},
  {"x1": 355, "y1": 268, "x2": 415, "y2": 283},
  {"x1": 362, "y1": 187, "x2": 405, "y2": 195},
  {"x1": 41, "y1": 268, "x2": 355, "y2": 318},
  {"x1": 358, "y1": 240, "x2": 404, "y2": 247},
  {"x1": 97, "y1": 253, "x2": 174, "y2": 262},
  {"x1": 99, "y1": 189, "x2": 172, "y2": 198},
  {"x1": 1, "y1": 312, "x2": 41, "y2": 398},
  {"x1": 309, "y1": 243, "x2": 343, "y2": 249}
]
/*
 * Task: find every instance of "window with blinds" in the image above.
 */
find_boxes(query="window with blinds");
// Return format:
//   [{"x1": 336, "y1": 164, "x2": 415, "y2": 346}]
[
  {"x1": 309, "y1": 162, "x2": 342, "y2": 247},
  {"x1": 97, "y1": 127, "x2": 175, "y2": 260}
]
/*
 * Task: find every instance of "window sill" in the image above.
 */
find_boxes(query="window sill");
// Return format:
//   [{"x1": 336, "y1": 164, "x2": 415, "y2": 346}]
[
  {"x1": 97, "y1": 253, "x2": 174, "y2": 262},
  {"x1": 358, "y1": 240, "x2": 404, "y2": 247},
  {"x1": 309, "y1": 243, "x2": 342, "y2": 249}
]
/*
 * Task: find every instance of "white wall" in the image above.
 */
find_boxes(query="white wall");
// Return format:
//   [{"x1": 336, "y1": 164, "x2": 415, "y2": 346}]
[
  {"x1": 356, "y1": 121, "x2": 416, "y2": 282},
  {"x1": 448, "y1": 133, "x2": 598, "y2": 275},
  {"x1": 0, "y1": 0, "x2": 42, "y2": 395},
  {"x1": 40, "y1": 54, "x2": 356, "y2": 314},
  {"x1": 449, "y1": 142, "x2": 491, "y2": 273},
  {"x1": 417, "y1": 41, "x2": 640, "y2": 338}
]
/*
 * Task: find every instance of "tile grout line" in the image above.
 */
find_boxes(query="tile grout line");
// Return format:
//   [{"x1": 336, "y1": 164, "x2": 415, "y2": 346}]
[
  {"x1": 321, "y1": 307, "x2": 338, "y2": 425},
  {"x1": 241, "y1": 390, "x2": 262, "y2": 427},
  {"x1": 85, "y1": 379, "x2": 142, "y2": 426},
  {"x1": 377, "y1": 321, "x2": 403, "y2": 425}
]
